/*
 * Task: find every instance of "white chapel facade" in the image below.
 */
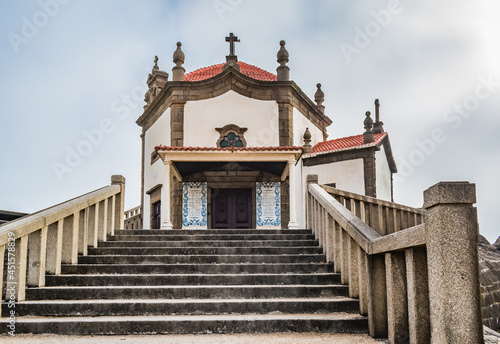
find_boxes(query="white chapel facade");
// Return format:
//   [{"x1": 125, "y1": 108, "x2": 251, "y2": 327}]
[{"x1": 136, "y1": 34, "x2": 397, "y2": 230}]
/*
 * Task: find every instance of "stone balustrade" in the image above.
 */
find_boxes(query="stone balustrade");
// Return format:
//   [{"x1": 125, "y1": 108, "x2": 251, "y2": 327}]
[
  {"x1": 0, "y1": 175, "x2": 125, "y2": 315},
  {"x1": 307, "y1": 174, "x2": 483, "y2": 344},
  {"x1": 124, "y1": 206, "x2": 142, "y2": 230},
  {"x1": 124, "y1": 206, "x2": 141, "y2": 219},
  {"x1": 321, "y1": 185, "x2": 425, "y2": 235}
]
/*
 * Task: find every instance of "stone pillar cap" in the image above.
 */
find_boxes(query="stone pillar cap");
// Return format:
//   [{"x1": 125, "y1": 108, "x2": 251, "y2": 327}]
[
  {"x1": 111, "y1": 175, "x2": 125, "y2": 184},
  {"x1": 423, "y1": 181, "x2": 476, "y2": 209},
  {"x1": 306, "y1": 174, "x2": 318, "y2": 184}
]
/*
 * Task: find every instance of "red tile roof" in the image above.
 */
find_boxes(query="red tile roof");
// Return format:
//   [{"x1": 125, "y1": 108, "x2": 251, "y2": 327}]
[
  {"x1": 184, "y1": 61, "x2": 278, "y2": 82},
  {"x1": 155, "y1": 146, "x2": 302, "y2": 152},
  {"x1": 305, "y1": 133, "x2": 388, "y2": 157}
]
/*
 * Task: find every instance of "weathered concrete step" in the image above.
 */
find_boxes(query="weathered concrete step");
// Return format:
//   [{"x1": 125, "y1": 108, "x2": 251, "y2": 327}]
[
  {"x1": 78, "y1": 254, "x2": 327, "y2": 265},
  {"x1": 4, "y1": 298, "x2": 360, "y2": 317},
  {"x1": 26, "y1": 284, "x2": 349, "y2": 300},
  {"x1": 114, "y1": 229, "x2": 312, "y2": 236},
  {"x1": 61, "y1": 263, "x2": 334, "y2": 275},
  {"x1": 99, "y1": 240, "x2": 319, "y2": 248},
  {"x1": 109, "y1": 234, "x2": 316, "y2": 241},
  {"x1": 45, "y1": 273, "x2": 340, "y2": 286},
  {"x1": 0, "y1": 313, "x2": 368, "y2": 335},
  {"x1": 87, "y1": 246, "x2": 323, "y2": 256}
]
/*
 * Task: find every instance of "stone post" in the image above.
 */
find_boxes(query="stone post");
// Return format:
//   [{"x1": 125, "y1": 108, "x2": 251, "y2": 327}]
[
  {"x1": 306, "y1": 174, "x2": 318, "y2": 230},
  {"x1": 112, "y1": 175, "x2": 126, "y2": 230},
  {"x1": 161, "y1": 161, "x2": 173, "y2": 229},
  {"x1": 287, "y1": 159, "x2": 299, "y2": 229},
  {"x1": 423, "y1": 182, "x2": 483, "y2": 344}
]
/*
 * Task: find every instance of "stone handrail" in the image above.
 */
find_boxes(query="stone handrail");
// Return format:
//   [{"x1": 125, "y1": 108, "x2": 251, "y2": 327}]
[
  {"x1": 124, "y1": 206, "x2": 141, "y2": 220},
  {"x1": 307, "y1": 176, "x2": 483, "y2": 344},
  {"x1": 0, "y1": 175, "x2": 125, "y2": 315},
  {"x1": 321, "y1": 185, "x2": 425, "y2": 235}
]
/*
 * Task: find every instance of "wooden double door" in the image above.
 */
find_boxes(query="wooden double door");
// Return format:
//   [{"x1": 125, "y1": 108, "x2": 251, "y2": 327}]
[{"x1": 212, "y1": 188, "x2": 252, "y2": 229}]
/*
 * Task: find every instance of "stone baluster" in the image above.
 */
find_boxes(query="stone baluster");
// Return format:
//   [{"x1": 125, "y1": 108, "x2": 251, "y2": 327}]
[
  {"x1": 334, "y1": 221, "x2": 341, "y2": 273},
  {"x1": 385, "y1": 251, "x2": 409, "y2": 343},
  {"x1": 348, "y1": 238, "x2": 360, "y2": 298},
  {"x1": 358, "y1": 247, "x2": 369, "y2": 316},
  {"x1": 367, "y1": 254, "x2": 388, "y2": 337},
  {"x1": 405, "y1": 246, "x2": 430, "y2": 344}
]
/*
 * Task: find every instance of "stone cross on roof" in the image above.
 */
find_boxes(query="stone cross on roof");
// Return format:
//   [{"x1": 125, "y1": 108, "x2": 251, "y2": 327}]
[
  {"x1": 225, "y1": 33, "x2": 239, "y2": 56},
  {"x1": 153, "y1": 55, "x2": 159, "y2": 70}
]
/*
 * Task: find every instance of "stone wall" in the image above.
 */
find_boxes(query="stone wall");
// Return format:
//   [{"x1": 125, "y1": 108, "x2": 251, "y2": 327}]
[{"x1": 479, "y1": 235, "x2": 500, "y2": 331}]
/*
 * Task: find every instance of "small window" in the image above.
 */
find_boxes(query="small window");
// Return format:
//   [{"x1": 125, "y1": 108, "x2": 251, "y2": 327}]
[
  {"x1": 215, "y1": 124, "x2": 247, "y2": 148},
  {"x1": 220, "y1": 132, "x2": 244, "y2": 148},
  {"x1": 151, "y1": 150, "x2": 160, "y2": 164}
]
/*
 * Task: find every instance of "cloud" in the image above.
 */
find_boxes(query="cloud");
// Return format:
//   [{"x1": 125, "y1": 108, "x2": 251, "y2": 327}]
[{"x1": 0, "y1": 0, "x2": 498, "y2": 242}]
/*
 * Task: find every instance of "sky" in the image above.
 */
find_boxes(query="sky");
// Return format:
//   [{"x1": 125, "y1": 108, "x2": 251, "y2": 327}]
[{"x1": 0, "y1": 0, "x2": 499, "y2": 242}]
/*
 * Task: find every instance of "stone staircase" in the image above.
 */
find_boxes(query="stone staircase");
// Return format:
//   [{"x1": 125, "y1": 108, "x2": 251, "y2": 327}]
[{"x1": 3, "y1": 229, "x2": 368, "y2": 335}]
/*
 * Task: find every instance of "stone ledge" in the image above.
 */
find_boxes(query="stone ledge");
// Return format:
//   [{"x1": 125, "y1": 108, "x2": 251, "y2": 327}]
[{"x1": 423, "y1": 181, "x2": 476, "y2": 209}]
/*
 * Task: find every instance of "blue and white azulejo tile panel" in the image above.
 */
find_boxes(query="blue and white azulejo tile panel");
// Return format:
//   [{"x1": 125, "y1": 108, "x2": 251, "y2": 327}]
[
  {"x1": 182, "y1": 182, "x2": 207, "y2": 229},
  {"x1": 256, "y1": 182, "x2": 281, "y2": 229}
]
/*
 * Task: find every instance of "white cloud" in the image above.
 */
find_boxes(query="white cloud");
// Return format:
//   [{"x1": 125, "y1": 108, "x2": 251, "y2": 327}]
[{"x1": 0, "y1": 0, "x2": 498, "y2": 241}]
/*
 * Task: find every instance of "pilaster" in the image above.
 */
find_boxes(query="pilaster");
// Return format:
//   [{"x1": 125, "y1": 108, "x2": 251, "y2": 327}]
[
  {"x1": 170, "y1": 101, "x2": 185, "y2": 147},
  {"x1": 278, "y1": 102, "x2": 293, "y2": 146}
]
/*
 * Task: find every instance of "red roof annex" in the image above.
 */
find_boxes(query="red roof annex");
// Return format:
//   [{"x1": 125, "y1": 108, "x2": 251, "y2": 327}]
[
  {"x1": 305, "y1": 133, "x2": 388, "y2": 157},
  {"x1": 184, "y1": 61, "x2": 278, "y2": 82},
  {"x1": 155, "y1": 146, "x2": 302, "y2": 152}
]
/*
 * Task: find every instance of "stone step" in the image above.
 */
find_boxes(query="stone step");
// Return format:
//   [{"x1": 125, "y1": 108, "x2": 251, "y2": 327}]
[
  {"x1": 45, "y1": 273, "x2": 341, "y2": 286},
  {"x1": 4, "y1": 298, "x2": 359, "y2": 317},
  {"x1": 108, "y1": 234, "x2": 316, "y2": 241},
  {"x1": 0, "y1": 313, "x2": 368, "y2": 335},
  {"x1": 26, "y1": 284, "x2": 350, "y2": 300},
  {"x1": 98, "y1": 240, "x2": 319, "y2": 248},
  {"x1": 114, "y1": 229, "x2": 312, "y2": 236},
  {"x1": 61, "y1": 263, "x2": 334, "y2": 275},
  {"x1": 78, "y1": 254, "x2": 327, "y2": 265},
  {"x1": 87, "y1": 246, "x2": 323, "y2": 256}
]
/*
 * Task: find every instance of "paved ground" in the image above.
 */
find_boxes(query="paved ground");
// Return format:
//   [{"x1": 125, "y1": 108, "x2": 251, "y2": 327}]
[{"x1": 2, "y1": 333, "x2": 388, "y2": 344}]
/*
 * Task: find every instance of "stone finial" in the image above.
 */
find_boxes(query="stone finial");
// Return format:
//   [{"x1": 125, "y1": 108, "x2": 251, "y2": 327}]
[
  {"x1": 276, "y1": 40, "x2": 290, "y2": 81},
  {"x1": 363, "y1": 111, "x2": 374, "y2": 143},
  {"x1": 303, "y1": 127, "x2": 312, "y2": 153},
  {"x1": 314, "y1": 83, "x2": 325, "y2": 113},
  {"x1": 223, "y1": 33, "x2": 240, "y2": 72},
  {"x1": 172, "y1": 42, "x2": 185, "y2": 81},
  {"x1": 373, "y1": 98, "x2": 385, "y2": 134}
]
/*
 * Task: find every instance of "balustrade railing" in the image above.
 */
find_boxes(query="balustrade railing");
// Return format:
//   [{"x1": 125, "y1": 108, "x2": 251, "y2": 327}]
[
  {"x1": 321, "y1": 185, "x2": 425, "y2": 235},
  {"x1": 306, "y1": 174, "x2": 483, "y2": 344},
  {"x1": 124, "y1": 206, "x2": 142, "y2": 229},
  {"x1": 0, "y1": 175, "x2": 125, "y2": 315}
]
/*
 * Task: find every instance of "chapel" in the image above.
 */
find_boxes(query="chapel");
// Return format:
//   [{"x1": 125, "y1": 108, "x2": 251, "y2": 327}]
[{"x1": 136, "y1": 33, "x2": 397, "y2": 230}]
